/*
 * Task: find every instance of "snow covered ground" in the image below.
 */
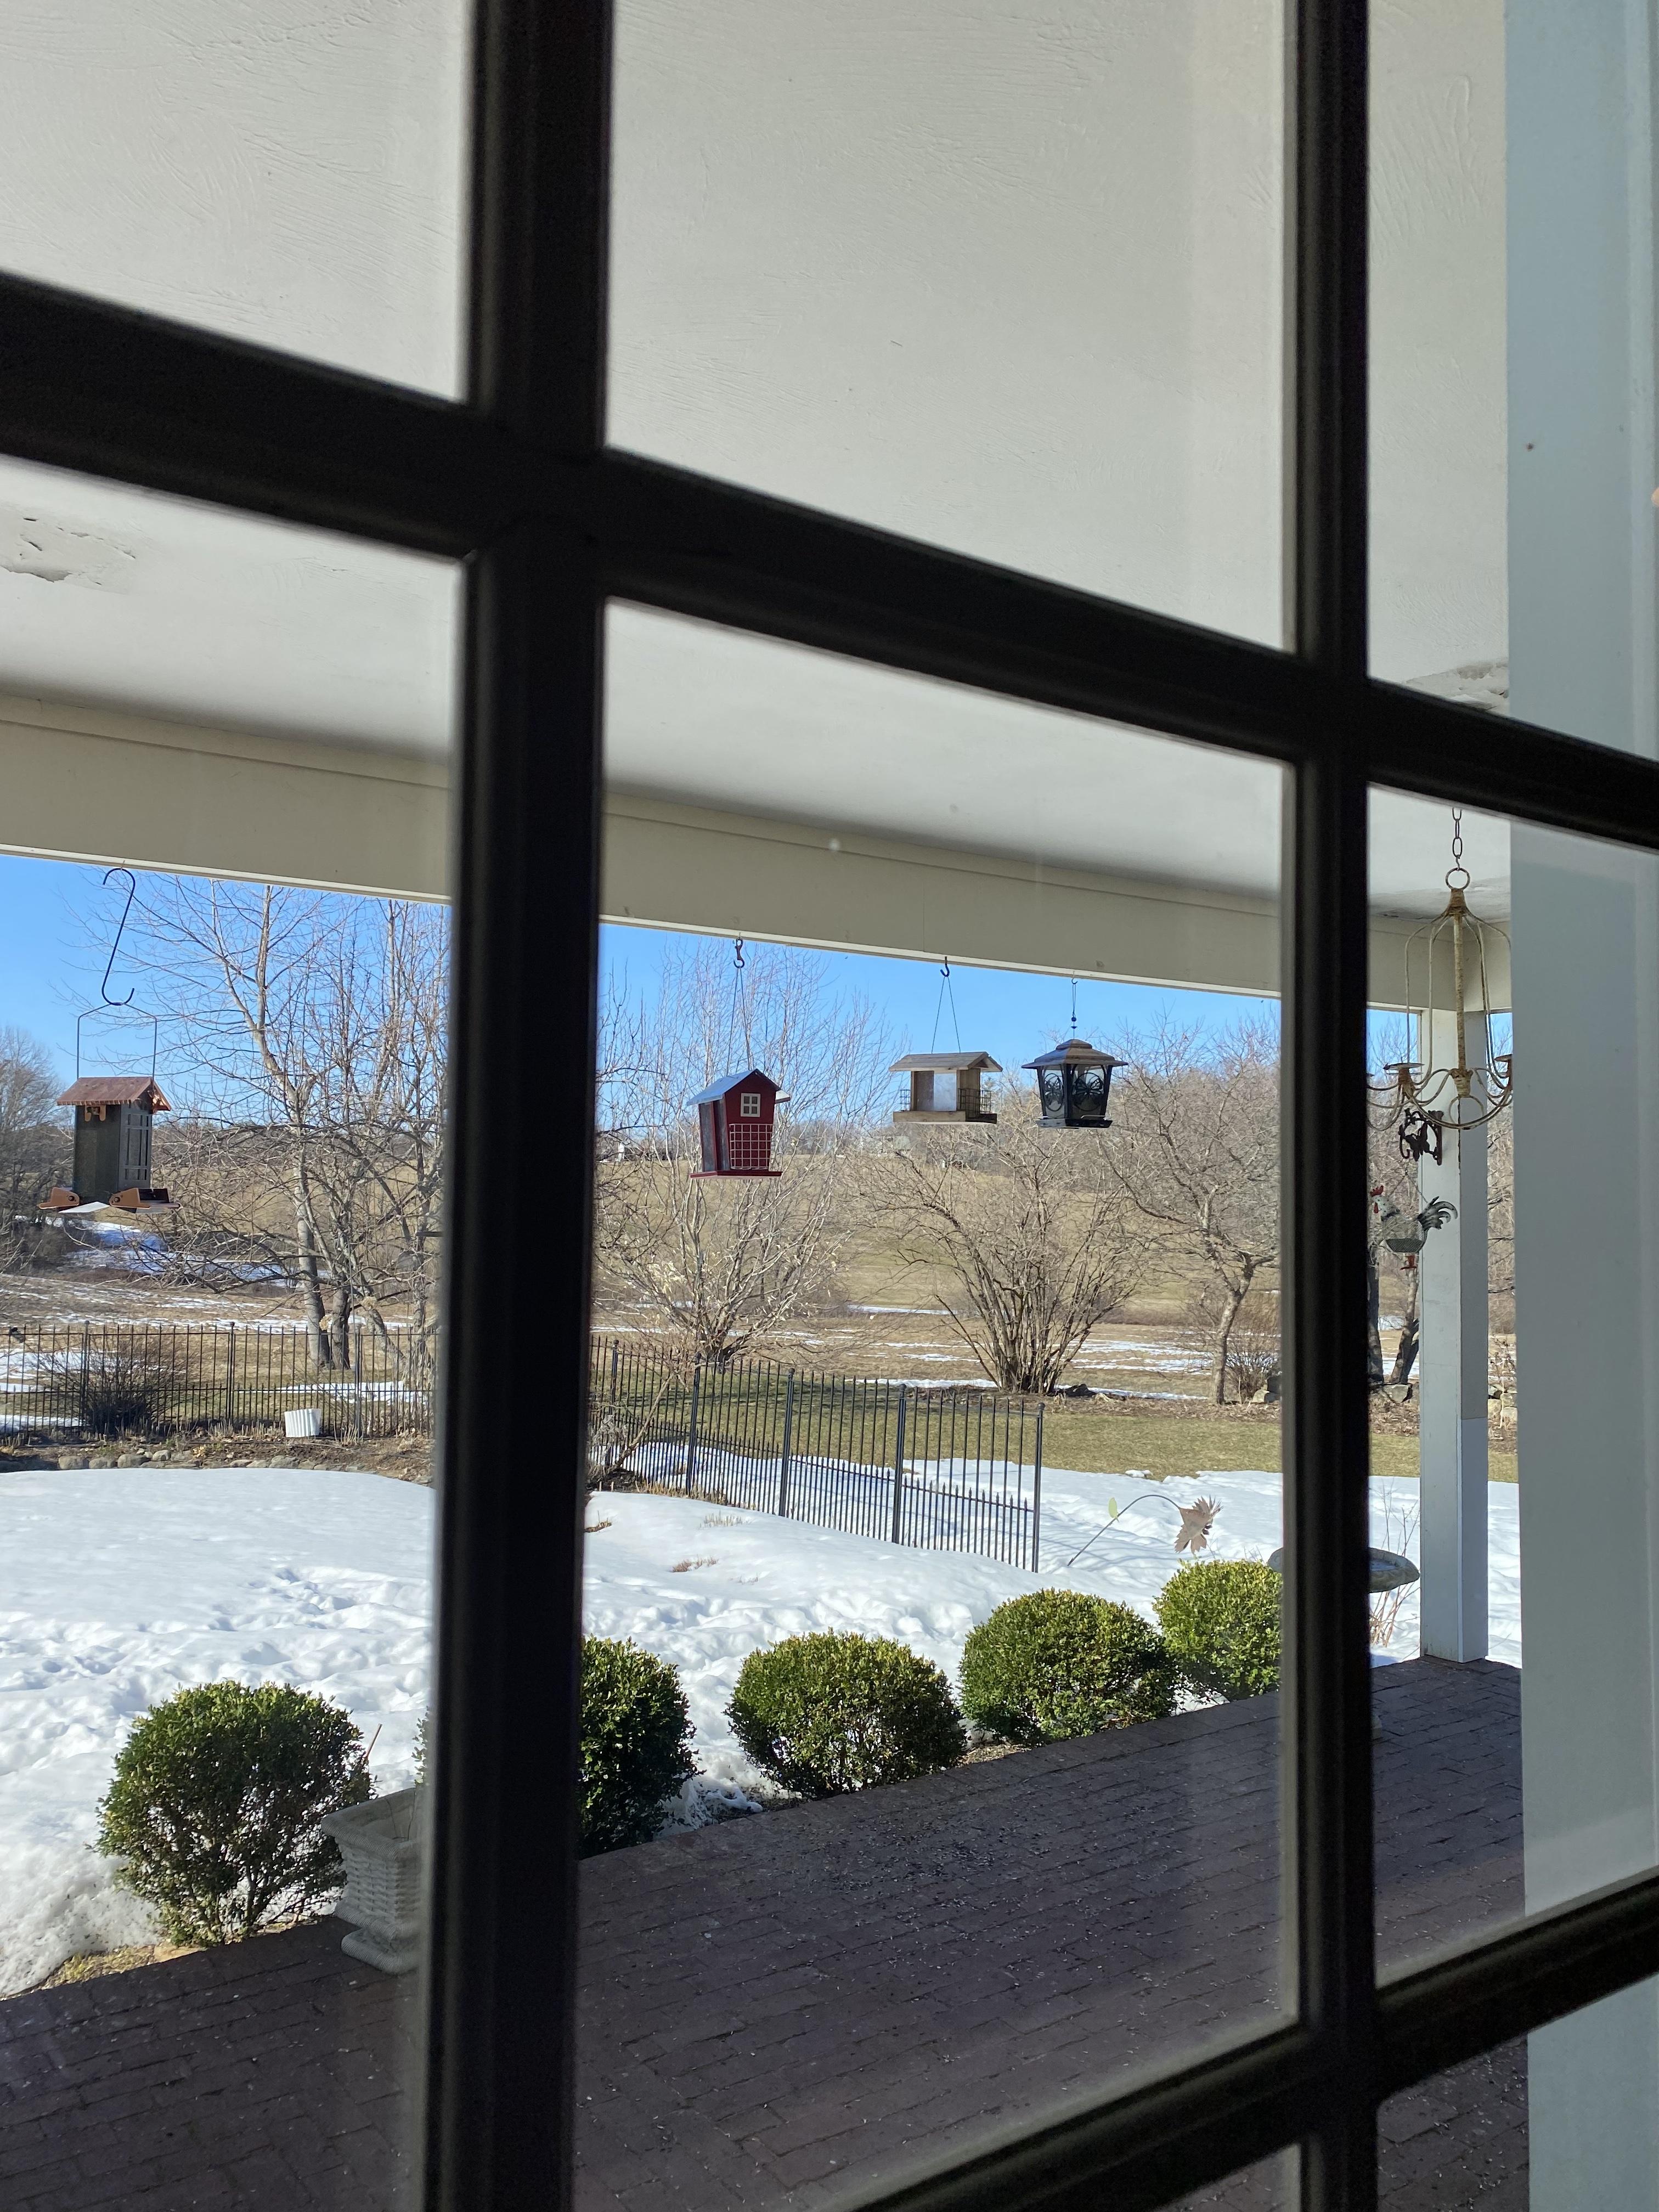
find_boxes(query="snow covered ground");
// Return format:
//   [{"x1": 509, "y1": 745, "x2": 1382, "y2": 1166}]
[
  {"x1": 0, "y1": 1460, "x2": 1521, "y2": 1995},
  {"x1": 0, "y1": 1468, "x2": 431, "y2": 1994}
]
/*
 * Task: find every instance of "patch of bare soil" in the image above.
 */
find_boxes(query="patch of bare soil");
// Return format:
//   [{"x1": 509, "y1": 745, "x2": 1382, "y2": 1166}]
[
  {"x1": 0, "y1": 1264, "x2": 328, "y2": 1331},
  {"x1": 0, "y1": 1434, "x2": 433, "y2": 1482}
]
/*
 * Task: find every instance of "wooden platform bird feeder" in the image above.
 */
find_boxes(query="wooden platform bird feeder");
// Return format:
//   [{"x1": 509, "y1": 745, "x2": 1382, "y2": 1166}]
[{"x1": 889, "y1": 1052, "x2": 1001, "y2": 1124}]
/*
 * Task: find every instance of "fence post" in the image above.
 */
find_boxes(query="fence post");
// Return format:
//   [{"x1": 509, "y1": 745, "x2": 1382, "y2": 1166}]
[
  {"x1": 608, "y1": 1337, "x2": 620, "y2": 1408},
  {"x1": 682, "y1": 1365, "x2": 702, "y2": 1493},
  {"x1": 889, "y1": 1384, "x2": 908, "y2": 1546},
  {"x1": 1031, "y1": 1398, "x2": 1044, "y2": 1572},
  {"x1": 778, "y1": 1369, "x2": 795, "y2": 1517},
  {"x1": 224, "y1": 1325, "x2": 236, "y2": 1432}
]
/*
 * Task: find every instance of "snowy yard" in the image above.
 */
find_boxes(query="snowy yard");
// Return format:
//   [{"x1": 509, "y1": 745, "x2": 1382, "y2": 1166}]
[{"x1": 0, "y1": 1460, "x2": 1521, "y2": 1995}]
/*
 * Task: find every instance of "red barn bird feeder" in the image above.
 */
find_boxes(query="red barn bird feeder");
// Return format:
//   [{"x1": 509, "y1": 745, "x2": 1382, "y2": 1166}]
[{"x1": 692, "y1": 1068, "x2": 784, "y2": 1177}]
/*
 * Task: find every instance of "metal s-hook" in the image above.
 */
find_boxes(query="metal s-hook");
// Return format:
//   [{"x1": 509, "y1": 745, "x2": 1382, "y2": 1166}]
[
  {"x1": 929, "y1": 956, "x2": 962, "y2": 1054},
  {"x1": 729, "y1": 938, "x2": 753, "y2": 1065},
  {"x1": 99, "y1": 869, "x2": 138, "y2": 1007}
]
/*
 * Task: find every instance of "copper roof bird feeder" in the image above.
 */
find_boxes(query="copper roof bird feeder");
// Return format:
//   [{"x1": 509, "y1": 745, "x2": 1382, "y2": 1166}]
[
  {"x1": 45, "y1": 1075, "x2": 174, "y2": 1212},
  {"x1": 40, "y1": 867, "x2": 177, "y2": 1214}
]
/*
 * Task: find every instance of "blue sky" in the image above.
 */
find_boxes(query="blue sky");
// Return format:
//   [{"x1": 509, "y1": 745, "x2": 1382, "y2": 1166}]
[
  {"x1": 0, "y1": 857, "x2": 127, "y2": 1082},
  {"x1": 0, "y1": 853, "x2": 1283, "y2": 1090},
  {"x1": 599, "y1": 922, "x2": 1277, "y2": 1077}
]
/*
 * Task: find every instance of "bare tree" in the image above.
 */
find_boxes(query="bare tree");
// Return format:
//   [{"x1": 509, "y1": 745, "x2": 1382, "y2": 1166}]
[
  {"x1": 0, "y1": 1028, "x2": 65, "y2": 1206},
  {"x1": 594, "y1": 940, "x2": 890, "y2": 1364},
  {"x1": 883, "y1": 1103, "x2": 1148, "y2": 1393},
  {"x1": 0, "y1": 1027, "x2": 69, "y2": 1267},
  {"x1": 1108, "y1": 1022, "x2": 1280, "y2": 1403},
  {"x1": 116, "y1": 879, "x2": 448, "y2": 1374}
]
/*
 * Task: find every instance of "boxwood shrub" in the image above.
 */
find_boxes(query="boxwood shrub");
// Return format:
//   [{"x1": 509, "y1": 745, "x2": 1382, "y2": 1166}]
[
  {"x1": 581, "y1": 1635, "x2": 697, "y2": 1854},
  {"x1": 96, "y1": 1680, "x2": 372, "y2": 1945},
  {"x1": 726, "y1": 1630, "x2": 966, "y2": 1797},
  {"x1": 959, "y1": 1589, "x2": 1177, "y2": 1742},
  {"x1": 1155, "y1": 1558, "x2": 1283, "y2": 1701}
]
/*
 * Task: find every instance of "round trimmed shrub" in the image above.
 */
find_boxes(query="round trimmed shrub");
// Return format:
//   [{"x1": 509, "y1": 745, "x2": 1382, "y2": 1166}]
[
  {"x1": 581, "y1": 1635, "x2": 696, "y2": 1854},
  {"x1": 726, "y1": 1631, "x2": 966, "y2": 1797},
  {"x1": 959, "y1": 1589, "x2": 1177, "y2": 1742},
  {"x1": 96, "y1": 1681, "x2": 372, "y2": 1945},
  {"x1": 1155, "y1": 1559, "x2": 1283, "y2": 1701}
]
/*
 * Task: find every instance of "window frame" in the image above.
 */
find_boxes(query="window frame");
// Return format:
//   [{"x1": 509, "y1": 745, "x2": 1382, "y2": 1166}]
[{"x1": 2, "y1": 2, "x2": 1658, "y2": 2208}]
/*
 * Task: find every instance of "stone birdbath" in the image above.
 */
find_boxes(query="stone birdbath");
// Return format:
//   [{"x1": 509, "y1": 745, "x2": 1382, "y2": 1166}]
[
  {"x1": 1263, "y1": 1548, "x2": 1420, "y2": 1736},
  {"x1": 1263, "y1": 1546, "x2": 1420, "y2": 1593}
]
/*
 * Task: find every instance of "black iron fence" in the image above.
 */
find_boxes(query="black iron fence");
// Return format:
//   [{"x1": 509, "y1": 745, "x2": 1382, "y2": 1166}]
[
  {"x1": 0, "y1": 1323, "x2": 430, "y2": 1441},
  {"x1": 589, "y1": 1335, "x2": 1044, "y2": 1570},
  {"x1": 1, "y1": 1325, "x2": 1043, "y2": 1568}
]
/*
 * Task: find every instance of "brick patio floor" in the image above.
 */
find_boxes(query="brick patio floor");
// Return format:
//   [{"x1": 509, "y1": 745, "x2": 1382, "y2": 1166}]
[{"x1": 0, "y1": 1659, "x2": 1524, "y2": 2211}]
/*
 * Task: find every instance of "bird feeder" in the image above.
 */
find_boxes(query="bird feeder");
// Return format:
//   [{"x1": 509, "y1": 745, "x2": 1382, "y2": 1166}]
[
  {"x1": 889, "y1": 1052, "x2": 1001, "y2": 1124},
  {"x1": 691, "y1": 1069, "x2": 783, "y2": 1177},
  {"x1": 47, "y1": 1076, "x2": 174, "y2": 1210},
  {"x1": 1023, "y1": 1040, "x2": 1123, "y2": 1129}
]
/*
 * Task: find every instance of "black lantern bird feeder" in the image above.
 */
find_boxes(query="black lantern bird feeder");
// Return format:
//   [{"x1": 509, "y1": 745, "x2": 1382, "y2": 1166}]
[{"x1": 1024, "y1": 1039, "x2": 1124, "y2": 1130}]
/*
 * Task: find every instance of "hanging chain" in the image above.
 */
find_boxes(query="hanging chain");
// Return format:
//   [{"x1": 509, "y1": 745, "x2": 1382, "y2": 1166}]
[
  {"x1": 1446, "y1": 807, "x2": 1469, "y2": 890},
  {"x1": 1070, "y1": 976, "x2": 1078, "y2": 1036}
]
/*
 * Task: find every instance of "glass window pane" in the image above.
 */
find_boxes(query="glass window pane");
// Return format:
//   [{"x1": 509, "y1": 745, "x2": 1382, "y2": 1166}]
[
  {"x1": 0, "y1": 465, "x2": 458, "y2": 2209},
  {"x1": 1160, "y1": 2148, "x2": 1297, "y2": 2208},
  {"x1": 1379, "y1": 2035, "x2": 1528, "y2": 2207},
  {"x1": 610, "y1": 2, "x2": 1286, "y2": 645},
  {"x1": 1379, "y1": 1980, "x2": 1659, "y2": 2209},
  {"x1": 0, "y1": 455, "x2": 458, "y2": 853},
  {"x1": 588, "y1": 605, "x2": 1286, "y2": 2201},
  {"x1": 0, "y1": 1, "x2": 470, "y2": 396},
  {"x1": 1369, "y1": 0, "x2": 1659, "y2": 761},
  {"x1": 1369, "y1": 788, "x2": 1659, "y2": 1965}
]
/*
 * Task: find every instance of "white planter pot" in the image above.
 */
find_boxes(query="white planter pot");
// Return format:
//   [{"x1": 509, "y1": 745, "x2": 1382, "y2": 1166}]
[
  {"x1": 285, "y1": 1408, "x2": 323, "y2": 1440},
  {"x1": 320, "y1": 1786, "x2": 424, "y2": 1974}
]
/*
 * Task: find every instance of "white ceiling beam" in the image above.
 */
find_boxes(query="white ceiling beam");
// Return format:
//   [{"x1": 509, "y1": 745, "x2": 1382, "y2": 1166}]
[
  {"x1": 0, "y1": 699, "x2": 1506, "y2": 1009},
  {"x1": 0, "y1": 693, "x2": 449, "y2": 899}
]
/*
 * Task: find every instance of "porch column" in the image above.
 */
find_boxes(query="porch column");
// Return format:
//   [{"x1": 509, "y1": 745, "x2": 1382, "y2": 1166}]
[
  {"x1": 1414, "y1": 1012, "x2": 1487, "y2": 1662},
  {"x1": 1509, "y1": 0, "x2": 1659, "y2": 2196}
]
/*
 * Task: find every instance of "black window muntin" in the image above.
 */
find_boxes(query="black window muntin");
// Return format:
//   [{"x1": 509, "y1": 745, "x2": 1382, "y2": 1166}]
[{"x1": 1, "y1": 3, "x2": 1658, "y2": 2208}]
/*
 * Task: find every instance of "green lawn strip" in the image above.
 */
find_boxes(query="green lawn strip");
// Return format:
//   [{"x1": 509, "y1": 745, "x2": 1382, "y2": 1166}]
[
  {"x1": 1034, "y1": 1409, "x2": 1281, "y2": 1482},
  {"x1": 1037, "y1": 1411, "x2": 1516, "y2": 1488},
  {"x1": 595, "y1": 1367, "x2": 1519, "y2": 1489}
]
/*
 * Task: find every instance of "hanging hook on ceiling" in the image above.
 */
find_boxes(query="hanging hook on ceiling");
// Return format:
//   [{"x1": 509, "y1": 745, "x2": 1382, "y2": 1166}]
[
  {"x1": 729, "y1": 937, "x2": 754, "y2": 1066},
  {"x1": 99, "y1": 869, "x2": 138, "y2": 1008},
  {"x1": 929, "y1": 957, "x2": 962, "y2": 1055}
]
